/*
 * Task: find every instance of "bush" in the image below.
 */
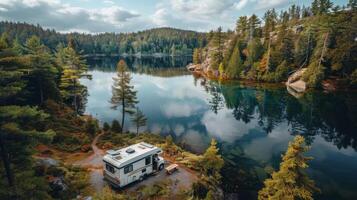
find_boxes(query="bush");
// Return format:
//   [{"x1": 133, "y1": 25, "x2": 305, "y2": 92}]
[
  {"x1": 103, "y1": 122, "x2": 110, "y2": 132},
  {"x1": 350, "y1": 69, "x2": 357, "y2": 87},
  {"x1": 85, "y1": 117, "x2": 99, "y2": 136},
  {"x1": 111, "y1": 120, "x2": 122, "y2": 133},
  {"x1": 302, "y1": 61, "x2": 325, "y2": 88}
]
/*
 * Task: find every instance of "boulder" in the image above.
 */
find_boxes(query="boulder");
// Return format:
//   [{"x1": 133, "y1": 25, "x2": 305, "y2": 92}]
[
  {"x1": 36, "y1": 157, "x2": 59, "y2": 167},
  {"x1": 286, "y1": 68, "x2": 307, "y2": 93}
]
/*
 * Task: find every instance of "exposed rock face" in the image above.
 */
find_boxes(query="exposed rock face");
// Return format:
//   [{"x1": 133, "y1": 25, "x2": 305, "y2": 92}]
[
  {"x1": 286, "y1": 68, "x2": 307, "y2": 93},
  {"x1": 36, "y1": 157, "x2": 59, "y2": 167}
]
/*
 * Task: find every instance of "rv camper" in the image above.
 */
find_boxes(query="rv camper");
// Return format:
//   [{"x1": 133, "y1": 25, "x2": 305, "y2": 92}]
[{"x1": 102, "y1": 142, "x2": 165, "y2": 187}]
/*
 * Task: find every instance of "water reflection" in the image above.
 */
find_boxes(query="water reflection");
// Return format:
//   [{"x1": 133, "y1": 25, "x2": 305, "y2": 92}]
[{"x1": 81, "y1": 56, "x2": 357, "y2": 200}]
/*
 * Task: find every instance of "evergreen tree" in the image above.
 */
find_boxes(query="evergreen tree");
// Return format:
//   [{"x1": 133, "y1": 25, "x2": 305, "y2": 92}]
[
  {"x1": 312, "y1": 0, "x2": 333, "y2": 15},
  {"x1": 56, "y1": 42, "x2": 89, "y2": 114},
  {"x1": 111, "y1": 120, "x2": 122, "y2": 133},
  {"x1": 225, "y1": 40, "x2": 243, "y2": 78},
  {"x1": 103, "y1": 122, "x2": 110, "y2": 132},
  {"x1": 348, "y1": 0, "x2": 357, "y2": 10},
  {"x1": 110, "y1": 60, "x2": 138, "y2": 132},
  {"x1": 248, "y1": 14, "x2": 261, "y2": 40},
  {"x1": 131, "y1": 107, "x2": 147, "y2": 135},
  {"x1": 0, "y1": 106, "x2": 55, "y2": 198},
  {"x1": 193, "y1": 48, "x2": 201, "y2": 64},
  {"x1": 236, "y1": 16, "x2": 249, "y2": 39},
  {"x1": 210, "y1": 27, "x2": 224, "y2": 70},
  {"x1": 192, "y1": 139, "x2": 224, "y2": 199},
  {"x1": 25, "y1": 35, "x2": 60, "y2": 105},
  {"x1": 258, "y1": 135, "x2": 320, "y2": 200}
]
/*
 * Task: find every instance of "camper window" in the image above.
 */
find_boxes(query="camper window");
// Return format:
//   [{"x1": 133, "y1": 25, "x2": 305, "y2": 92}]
[
  {"x1": 106, "y1": 164, "x2": 115, "y2": 174},
  {"x1": 145, "y1": 156, "x2": 151, "y2": 165},
  {"x1": 124, "y1": 164, "x2": 133, "y2": 174}
]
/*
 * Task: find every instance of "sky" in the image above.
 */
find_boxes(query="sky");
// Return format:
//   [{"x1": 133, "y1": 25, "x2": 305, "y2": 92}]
[{"x1": 0, "y1": 0, "x2": 347, "y2": 33}]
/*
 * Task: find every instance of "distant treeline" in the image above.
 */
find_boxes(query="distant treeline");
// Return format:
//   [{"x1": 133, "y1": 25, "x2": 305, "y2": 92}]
[{"x1": 0, "y1": 22, "x2": 207, "y2": 56}]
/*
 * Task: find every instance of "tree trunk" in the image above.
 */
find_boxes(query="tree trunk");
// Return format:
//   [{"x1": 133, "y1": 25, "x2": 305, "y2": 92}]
[
  {"x1": 136, "y1": 125, "x2": 139, "y2": 135},
  {"x1": 318, "y1": 32, "x2": 329, "y2": 69},
  {"x1": 266, "y1": 35, "x2": 271, "y2": 71},
  {"x1": 0, "y1": 133, "x2": 14, "y2": 187},
  {"x1": 73, "y1": 80, "x2": 78, "y2": 114},
  {"x1": 121, "y1": 100, "x2": 125, "y2": 133},
  {"x1": 40, "y1": 83, "x2": 44, "y2": 105}
]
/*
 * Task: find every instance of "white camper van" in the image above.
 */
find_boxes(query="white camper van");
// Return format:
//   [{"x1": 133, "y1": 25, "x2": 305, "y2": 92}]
[{"x1": 102, "y1": 142, "x2": 165, "y2": 188}]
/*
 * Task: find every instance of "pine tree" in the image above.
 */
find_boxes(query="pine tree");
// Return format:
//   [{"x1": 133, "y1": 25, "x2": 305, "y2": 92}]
[
  {"x1": 248, "y1": 14, "x2": 261, "y2": 40},
  {"x1": 193, "y1": 48, "x2": 201, "y2": 64},
  {"x1": 110, "y1": 60, "x2": 138, "y2": 132},
  {"x1": 111, "y1": 120, "x2": 122, "y2": 133},
  {"x1": 25, "y1": 35, "x2": 60, "y2": 105},
  {"x1": 210, "y1": 27, "x2": 224, "y2": 70},
  {"x1": 225, "y1": 41, "x2": 243, "y2": 78},
  {"x1": 131, "y1": 107, "x2": 147, "y2": 135},
  {"x1": 193, "y1": 139, "x2": 224, "y2": 199},
  {"x1": 56, "y1": 42, "x2": 89, "y2": 113},
  {"x1": 348, "y1": 0, "x2": 357, "y2": 10},
  {"x1": 236, "y1": 16, "x2": 249, "y2": 39},
  {"x1": 258, "y1": 135, "x2": 320, "y2": 200}
]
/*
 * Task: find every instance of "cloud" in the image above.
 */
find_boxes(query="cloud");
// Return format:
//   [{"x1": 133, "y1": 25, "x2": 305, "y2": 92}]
[
  {"x1": 161, "y1": 102, "x2": 202, "y2": 118},
  {"x1": 234, "y1": 0, "x2": 249, "y2": 10},
  {"x1": 201, "y1": 107, "x2": 259, "y2": 142},
  {"x1": 170, "y1": 0, "x2": 236, "y2": 18},
  {"x1": 254, "y1": 0, "x2": 290, "y2": 10},
  {"x1": 0, "y1": 0, "x2": 140, "y2": 33}
]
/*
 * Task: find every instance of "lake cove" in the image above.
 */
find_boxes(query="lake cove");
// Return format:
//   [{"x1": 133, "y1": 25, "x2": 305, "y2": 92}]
[{"x1": 81, "y1": 56, "x2": 357, "y2": 200}]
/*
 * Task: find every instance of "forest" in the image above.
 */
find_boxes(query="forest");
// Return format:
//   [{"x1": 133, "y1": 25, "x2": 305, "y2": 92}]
[
  {"x1": 0, "y1": 22, "x2": 207, "y2": 56},
  {"x1": 0, "y1": 0, "x2": 356, "y2": 199},
  {"x1": 192, "y1": 0, "x2": 357, "y2": 89}
]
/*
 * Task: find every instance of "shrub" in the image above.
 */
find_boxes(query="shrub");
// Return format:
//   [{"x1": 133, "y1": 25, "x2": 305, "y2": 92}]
[
  {"x1": 111, "y1": 120, "x2": 122, "y2": 133},
  {"x1": 85, "y1": 117, "x2": 99, "y2": 136},
  {"x1": 103, "y1": 122, "x2": 110, "y2": 132}
]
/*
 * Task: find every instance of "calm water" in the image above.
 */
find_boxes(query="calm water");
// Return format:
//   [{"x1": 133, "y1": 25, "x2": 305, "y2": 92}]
[{"x1": 81, "y1": 56, "x2": 357, "y2": 200}]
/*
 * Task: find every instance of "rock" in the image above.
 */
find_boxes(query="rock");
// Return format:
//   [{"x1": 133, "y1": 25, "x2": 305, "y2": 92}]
[
  {"x1": 36, "y1": 157, "x2": 59, "y2": 167},
  {"x1": 288, "y1": 80, "x2": 306, "y2": 93},
  {"x1": 49, "y1": 177, "x2": 68, "y2": 192},
  {"x1": 286, "y1": 68, "x2": 307, "y2": 93}
]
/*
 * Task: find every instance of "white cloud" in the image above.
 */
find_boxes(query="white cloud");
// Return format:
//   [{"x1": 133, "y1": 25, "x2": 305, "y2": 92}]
[
  {"x1": 0, "y1": 0, "x2": 140, "y2": 33},
  {"x1": 254, "y1": 0, "x2": 290, "y2": 10},
  {"x1": 234, "y1": 0, "x2": 249, "y2": 10},
  {"x1": 0, "y1": 0, "x2": 296, "y2": 33},
  {"x1": 170, "y1": 0, "x2": 235, "y2": 18},
  {"x1": 173, "y1": 124, "x2": 185, "y2": 136},
  {"x1": 161, "y1": 102, "x2": 202, "y2": 118},
  {"x1": 201, "y1": 107, "x2": 259, "y2": 142}
]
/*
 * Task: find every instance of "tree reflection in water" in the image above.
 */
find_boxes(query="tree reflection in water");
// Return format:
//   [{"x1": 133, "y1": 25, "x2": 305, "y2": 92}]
[{"x1": 199, "y1": 77, "x2": 357, "y2": 199}]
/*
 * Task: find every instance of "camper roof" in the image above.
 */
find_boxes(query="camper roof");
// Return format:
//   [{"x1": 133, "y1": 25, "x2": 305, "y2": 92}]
[{"x1": 103, "y1": 142, "x2": 162, "y2": 168}]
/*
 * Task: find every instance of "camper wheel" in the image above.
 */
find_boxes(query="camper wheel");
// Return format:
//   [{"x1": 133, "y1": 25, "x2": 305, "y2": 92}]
[
  {"x1": 139, "y1": 175, "x2": 144, "y2": 182},
  {"x1": 159, "y1": 164, "x2": 164, "y2": 171}
]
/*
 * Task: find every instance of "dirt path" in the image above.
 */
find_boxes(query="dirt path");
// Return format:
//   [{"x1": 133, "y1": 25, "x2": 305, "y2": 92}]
[{"x1": 74, "y1": 132, "x2": 107, "y2": 191}]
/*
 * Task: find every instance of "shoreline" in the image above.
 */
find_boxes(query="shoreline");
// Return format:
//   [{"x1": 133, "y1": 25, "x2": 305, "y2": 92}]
[{"x1": 188, "y1": 64, "x2": 356, "y2": 93}]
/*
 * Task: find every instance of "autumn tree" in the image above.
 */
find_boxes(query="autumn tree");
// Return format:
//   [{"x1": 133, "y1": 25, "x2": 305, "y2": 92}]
[
  {"x1": 131, "y1": 107, "x2": 147, "y2": 135},
  {"x1": 193, "y1": 48, "x2": 202, "y2": 64},
  {"x1": 258, "y1": 135, "x2": 320, "y2": 200},
  {"x1": 110, "y1": 60, "x2": 138, "y2": 132}
]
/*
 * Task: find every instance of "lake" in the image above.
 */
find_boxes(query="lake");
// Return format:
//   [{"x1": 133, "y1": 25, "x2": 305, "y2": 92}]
[{"x1": 81, "y1": 56, "x2": 357, "y2": 200}]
